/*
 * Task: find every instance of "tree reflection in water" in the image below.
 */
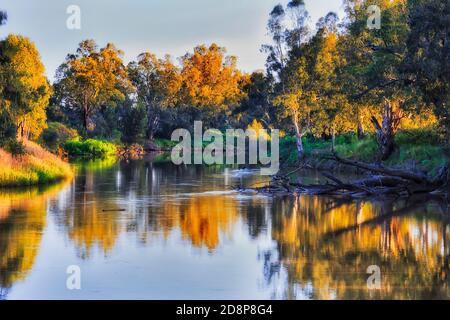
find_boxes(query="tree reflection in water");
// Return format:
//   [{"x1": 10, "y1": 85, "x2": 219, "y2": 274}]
[
  {"x1": 1, "y1": 158, "x2": 449, "y2": 299},
  {"x1": 264, "y1": 195, "x2": 450, "y2": 299},
  {"x1": 0, "y1": 182, "x2": 69, "y2": 299}
]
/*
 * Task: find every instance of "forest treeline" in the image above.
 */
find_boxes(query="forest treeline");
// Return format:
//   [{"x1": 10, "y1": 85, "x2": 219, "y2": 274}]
[{"x1": 0, "y1": 0, "x2": 448, "y2": 164}]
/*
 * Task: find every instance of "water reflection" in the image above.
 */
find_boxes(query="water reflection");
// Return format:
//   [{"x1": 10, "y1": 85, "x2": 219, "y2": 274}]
[
  {"x1": 0, "y1": 182, "x2": 69, "y2": 298},
  {"x1": 266, "y1": 196, "x2": 450, "y2": 299},
  {"x1": 0, "y1": 157, "x2": 449, "y2": 299}
]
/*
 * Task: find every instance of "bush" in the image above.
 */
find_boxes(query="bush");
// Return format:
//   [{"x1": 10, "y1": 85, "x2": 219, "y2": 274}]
[
  {"x1": 64, "y1": 138, "x2": 117, "y2": 158},
  {"x1": 395, "y1": 128, "x2": 442, "y2": 146},
  {"x1": 41, "y1": 122, "x2": 79, "y2": 152},
  {"x1": 334, "y1": 136, "x2": 378, "y2": 161},
  {"x1": 3, "y1": 139, "x2": 26, "y2": 156}
]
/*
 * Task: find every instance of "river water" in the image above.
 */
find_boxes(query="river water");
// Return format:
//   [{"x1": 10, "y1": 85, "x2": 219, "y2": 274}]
[{"x1": 0, "y1": 156, "x2": 449, "y2": 299}]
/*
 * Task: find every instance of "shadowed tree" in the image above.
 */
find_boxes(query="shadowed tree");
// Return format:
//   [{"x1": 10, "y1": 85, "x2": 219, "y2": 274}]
[
  {"x1": 0, "y1": 10, "x2": 6, "y2": 25},
  {"x1": 128, "y1": 53, "x2": 181, "y2": 141},
  {"x1": 119, "y1": 99, "x2": 146, "y2": 145},
  {"x1": 403, "y1": 0, "x2": 450, "y2": 139},
  {"x1": 342, "y1": 0, "x2": 412, "y2": 160}
]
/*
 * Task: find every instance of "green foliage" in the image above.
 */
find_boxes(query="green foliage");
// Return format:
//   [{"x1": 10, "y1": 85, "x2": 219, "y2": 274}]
[
  {"x1": 40, "y1": 122, "x2": 79, "y2": 152},
  {"x1": 335, "y1": 130, "x2": 448, "y2": 171},
  {"x1": 3, "y1": 139, "x2": 26, "y2": 156},
  {"x1": 334, "y1": 136, "x2": 378, "y2": 161},
  {"x1": 0, "y1": 34, "x2": 51, "y2": 141},
  {"x1": 280, "y1": 128, "x2": 447, "y2": 172},
  {"x1": 153, "y1": 138, "x2": 178, "y2": 150},
  {"x1": 395, "y1": 129, "x2": 443, "y2": 146},
  {"x1": 64, "y1": 138, "x2": 117, "y2": 158},
  {"x1": 71, "y1": 156, "x2": 118, "y2": 172},
  {"x1": 120, "y1": 101, "x2": 146, "y2": 145}
]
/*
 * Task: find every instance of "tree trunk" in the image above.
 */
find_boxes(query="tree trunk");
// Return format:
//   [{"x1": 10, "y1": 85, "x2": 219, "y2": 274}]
[
  {"x1": 146, "y1": 105, "x2": 160, "y2": 141},
  {"x1": 331, "y1": 125, "x2": 336, "y2": 152},
  {"x1": 357, "y1": 113, "x2": 365, "y2": 139},
  {"x1": 82, "y1": 105, "x2": 89, "y2": 133},
  {"x1": 293, "y1": 114, "x2": 305, "y2": 161},
  {"x1": 371, "y1": 100, "x2": 403, "y2": 161}
]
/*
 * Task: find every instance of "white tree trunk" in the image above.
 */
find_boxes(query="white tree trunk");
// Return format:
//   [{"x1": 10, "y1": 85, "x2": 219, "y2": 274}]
[{"x1": 293, "y1": 114, "x2": 304, "y2": 161}]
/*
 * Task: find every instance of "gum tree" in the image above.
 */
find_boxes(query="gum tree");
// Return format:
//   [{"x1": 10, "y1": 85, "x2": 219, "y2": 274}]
[
  {"x1": 128, "y1": 53, "x2": 181, "y2": 141},
  {"x1": 0, "y1": 34, "x2": 51, "y2": 141},
  {"x1": 54, "y1": 40, "x2": 131, "y2": 134},
  {"x1": 343, "y1": 0, "x2": 412, "y2": 160}
]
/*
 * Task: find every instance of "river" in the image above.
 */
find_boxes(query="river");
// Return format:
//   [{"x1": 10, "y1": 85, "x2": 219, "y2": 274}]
[{"x1": 0, "y1": 156, "x2": 449, "y2": 299}]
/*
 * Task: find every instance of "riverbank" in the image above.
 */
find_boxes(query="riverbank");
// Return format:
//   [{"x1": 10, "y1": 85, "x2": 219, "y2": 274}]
[
  {"x1": 280, "y1": 130, "x2": 449, "y2": 174},
  {"x1": 0, "y1": 140, "x2": 73, "y2": 187}
]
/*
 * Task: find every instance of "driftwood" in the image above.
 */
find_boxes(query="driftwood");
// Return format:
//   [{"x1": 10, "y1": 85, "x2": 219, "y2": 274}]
[{"x1": 238, "y1": 153, "x2": 450, "y2": 199}]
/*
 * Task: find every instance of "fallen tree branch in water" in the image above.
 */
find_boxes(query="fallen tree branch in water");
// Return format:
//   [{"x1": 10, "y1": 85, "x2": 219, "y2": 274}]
[{"x1": 236, "y1": 154, "x2": 450, "y2": 199}]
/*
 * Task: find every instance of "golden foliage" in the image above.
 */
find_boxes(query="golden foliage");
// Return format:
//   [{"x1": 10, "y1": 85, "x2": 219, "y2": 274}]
[
  {"x1": 0, "y1": 140, "x2": 73, "y2": 187},
  {"x1": 0, "y1": 34, "x2": 51, "y2": 139},
  {"x1": 180, "y1": 44, "x2": 246, "y2": 108}
]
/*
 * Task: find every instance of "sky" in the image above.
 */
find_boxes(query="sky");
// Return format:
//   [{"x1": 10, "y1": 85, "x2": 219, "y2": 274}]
[{"x1": 0, "y1": 0, "x2": 344, "y2": 80}]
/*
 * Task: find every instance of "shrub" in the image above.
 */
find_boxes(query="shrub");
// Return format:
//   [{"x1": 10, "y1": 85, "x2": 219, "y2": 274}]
[
  {"x1": 41, "y1": 122, "x2": 79, "y2": 152},
  {"x1": 334, "y1": 136, "x2": 378, "y2": 161},
  {"x1": 395, "y1": 128, "x2": 442, "y2": 146},
  {"x1": 3, "y1": 139, "x2": 26, "y2": 156},
  {"x1": 64, "y1": 138, "x2": 117, "y2": 158}
]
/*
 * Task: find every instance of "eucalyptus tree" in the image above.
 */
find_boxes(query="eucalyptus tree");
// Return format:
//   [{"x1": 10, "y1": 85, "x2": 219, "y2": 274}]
[
  {"x1": 179, "y1": 44, "x2": 246, "y2": 130},
  {"x1": 342, "y1": 0, "x2": 413, "y2": 160},
  {"x1": 54, "y1": 40, "x2": 131, "y2": 134},
  {"x1": 128, "y1": 53, "x2": 182, "y2": 140},
  {"x1": 403, "y1": 0, "x2": 450, "y2": 139},
  {"x1": 264, "y1": 1, "x2": 345, "y2": 160},
  {"x1": 0, "y1": 35, "x2": 51, "y2": 142}
]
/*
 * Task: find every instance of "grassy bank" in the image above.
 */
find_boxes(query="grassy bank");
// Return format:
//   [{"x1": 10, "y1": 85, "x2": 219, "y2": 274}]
[
  {"x1": 64, "y1": 138, "x2": 117, "y2": 158},
  {"x1": 281, "y1": 129, "x2": 449, "y2": 173},
  {"x1": 0, "y1": 140, "x2": 74, "y2": 187}
]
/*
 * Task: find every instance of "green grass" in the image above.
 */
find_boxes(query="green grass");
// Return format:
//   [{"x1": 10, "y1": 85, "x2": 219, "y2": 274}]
[
  {"x1": 64, "y1": 138, "x2": 117, "y2": 158},
  {"x1": 153, "y1": 138, "x2": 178, "y2": 150},
  {"x1": 281, "y1": 130, "x2": 448, "y2": 173},
  {"x1": 334, "y1": 135, "x2": 378, "y2": 161}
]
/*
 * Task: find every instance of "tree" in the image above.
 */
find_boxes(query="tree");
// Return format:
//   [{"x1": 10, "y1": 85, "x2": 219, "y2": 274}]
[
  {"x1": 0, "y1": 34, "x2": 51, "y2": 142},
  {"x1": 128, "y1": 53, "x2": 181, "y2": 140},
  {"x1": 262, "y1": 1, "x2": 310, "y2": 83},
  {"x1": 119, "y1": 99, "x2": 146, "y2": 145},
  {"x1": 179, "y1": 44, "x2": 246, "y2": 129},
  {"x1": 262, "y1": 4, "x2": 287, "y2": 81},
  {"x1": 54, "y1": 40, "x2": 131, "y2": 134},
  {"x1": 265, "y1": 1, "x2": 343, "y2": 160},
  {"x1": 343, "y1": 0, "x2": 411, "y2": 159},
  {"x1": 403, "y1": 0, "x2": 450, "y2": 139},
  {"x1": 0, "y1": 10, "x2": 7, "y2": 26},
  {"x1": 233, "y1": 71, "x2": 274, "y2": 128}
]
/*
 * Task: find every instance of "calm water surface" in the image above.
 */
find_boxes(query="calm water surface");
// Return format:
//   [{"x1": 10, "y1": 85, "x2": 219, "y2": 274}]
[{"x1": 0, "y1": 156, "x2": 449, "y2": 300}]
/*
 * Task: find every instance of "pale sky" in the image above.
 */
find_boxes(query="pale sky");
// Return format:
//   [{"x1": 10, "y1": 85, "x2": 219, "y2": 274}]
[{"x1": 0, "y1": 0, "x2": 344, "y2": 80}]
